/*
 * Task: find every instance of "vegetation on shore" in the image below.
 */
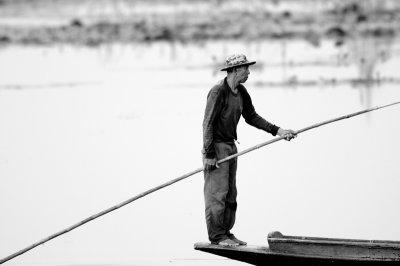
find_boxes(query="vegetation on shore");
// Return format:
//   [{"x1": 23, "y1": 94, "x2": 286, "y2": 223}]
[{"x1": 0, "y1": 0, "x2": 399, "y2": 46}]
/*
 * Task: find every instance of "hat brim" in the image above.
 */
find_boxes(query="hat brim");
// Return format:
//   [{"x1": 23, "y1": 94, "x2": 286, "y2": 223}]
[{"x1": 220, "y1": 61, "x2": 256, "y2": 71}]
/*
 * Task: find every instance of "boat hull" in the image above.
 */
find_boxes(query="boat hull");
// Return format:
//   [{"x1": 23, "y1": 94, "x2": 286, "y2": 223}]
[
  {"x1": 194, "y1": 243, "x2": 400, "y2": 265},
  {"x1": 194, "y1": 232, "x2": 400, "y2": 265}
]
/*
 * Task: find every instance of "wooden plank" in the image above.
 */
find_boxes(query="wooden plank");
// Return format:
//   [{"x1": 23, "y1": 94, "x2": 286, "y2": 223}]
[{"x1": 268, "y1": 231, "x2": 400, "y2": 245}]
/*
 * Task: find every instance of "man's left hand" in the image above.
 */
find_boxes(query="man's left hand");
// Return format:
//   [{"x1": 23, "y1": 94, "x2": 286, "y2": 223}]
[{"x1": 277, "y1": 128, "x2": 297, "y2": 141}]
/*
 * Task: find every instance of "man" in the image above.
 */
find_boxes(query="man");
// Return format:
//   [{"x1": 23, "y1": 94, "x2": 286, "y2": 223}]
[{"x1": 202, "y1": 54, "x2": 296, "y2": 247}]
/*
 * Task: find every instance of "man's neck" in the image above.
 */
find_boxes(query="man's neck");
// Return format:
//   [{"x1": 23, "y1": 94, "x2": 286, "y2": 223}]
[{"x1": 226, "y1": 75, "x2": 239, "y2": 93}]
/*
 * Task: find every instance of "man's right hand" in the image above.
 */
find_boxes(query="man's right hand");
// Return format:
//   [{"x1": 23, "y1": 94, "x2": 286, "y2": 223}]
[
  {"x1": 203, "y1": 157, "x2": 219, "y2": 172},
  {"x1": 277, "y1": 128, "x2": 297, "y2": 141}
]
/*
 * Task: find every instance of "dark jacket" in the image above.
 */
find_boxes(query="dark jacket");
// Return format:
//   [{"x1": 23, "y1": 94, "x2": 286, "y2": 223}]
[{"x1": 202, "y1": 78, "x2": 279, "y2": 159}]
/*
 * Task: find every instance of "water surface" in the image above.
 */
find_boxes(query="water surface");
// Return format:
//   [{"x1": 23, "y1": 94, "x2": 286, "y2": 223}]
[{"x1": 1, "y1": 37, "x2": 400, "y2": 265}]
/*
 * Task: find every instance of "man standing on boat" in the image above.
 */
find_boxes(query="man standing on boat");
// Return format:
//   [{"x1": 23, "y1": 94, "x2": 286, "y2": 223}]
[{"x1": 202, "y1": 54, "x2": 296, "y2": 247}]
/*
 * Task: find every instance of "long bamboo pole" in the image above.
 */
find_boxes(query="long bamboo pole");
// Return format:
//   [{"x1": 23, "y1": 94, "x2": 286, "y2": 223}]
[{"x1": 1, "y1": 101, "x2": 399, "y2": 264}]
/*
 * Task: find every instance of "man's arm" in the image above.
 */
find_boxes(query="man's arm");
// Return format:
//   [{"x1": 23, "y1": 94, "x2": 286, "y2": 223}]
[
  {"x1": 241, "y1": 86, "x2": 296, "y2": 140},
  {"x1": 240, "y1": 87, "x2": 280, "y2": 135},
  {"x1": 202, "y1": 87, "x2": 221, "y2": 161}
]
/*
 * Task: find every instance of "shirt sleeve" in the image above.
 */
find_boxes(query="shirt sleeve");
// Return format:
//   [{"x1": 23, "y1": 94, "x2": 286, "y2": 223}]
[
  {"x1": 241, "y1": 87, "x2": 280, "y2": 136},
  {"x1": 202, "y1": 87, "x2": 221, "y2": 159}
]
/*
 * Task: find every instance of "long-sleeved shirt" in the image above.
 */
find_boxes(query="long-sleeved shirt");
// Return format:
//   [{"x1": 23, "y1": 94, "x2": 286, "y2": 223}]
[{"x1": 202, "y1": 78, "x2": 279, "y2": 159}]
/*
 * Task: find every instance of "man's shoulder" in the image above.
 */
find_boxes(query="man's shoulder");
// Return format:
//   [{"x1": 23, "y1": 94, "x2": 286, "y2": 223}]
[
  {"x1": 238, "y1": 84, "x2": 250, "y2": 97},
  {"x1": 208, "y1": 79, "x2": 225, "y2": 96}
]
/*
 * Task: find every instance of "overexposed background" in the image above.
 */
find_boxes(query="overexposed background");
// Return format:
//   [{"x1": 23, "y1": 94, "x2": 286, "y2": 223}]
[{"x1": 1, "y1": 1, "x2": 400, "y2": 265}]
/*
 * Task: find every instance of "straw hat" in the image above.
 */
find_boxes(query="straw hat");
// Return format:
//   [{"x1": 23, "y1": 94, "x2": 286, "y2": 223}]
[{"x1": 220, "y1": 54, "x2": 256, "y2": 71}]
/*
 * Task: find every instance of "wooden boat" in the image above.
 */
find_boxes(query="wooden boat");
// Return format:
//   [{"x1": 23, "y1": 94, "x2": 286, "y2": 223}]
[{"x1": 194, "y1": 231, "x2": 400, "y2": 265}]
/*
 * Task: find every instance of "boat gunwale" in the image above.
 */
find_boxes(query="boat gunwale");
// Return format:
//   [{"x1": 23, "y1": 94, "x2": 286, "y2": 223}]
[{"x1": 268, "y1": 235, "x2": 400, "y2": 249}]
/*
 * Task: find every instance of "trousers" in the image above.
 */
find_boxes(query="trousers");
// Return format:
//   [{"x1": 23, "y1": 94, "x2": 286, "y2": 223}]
[{"x1": 204, "y1": 142, "x2": 238, "y2": 243}]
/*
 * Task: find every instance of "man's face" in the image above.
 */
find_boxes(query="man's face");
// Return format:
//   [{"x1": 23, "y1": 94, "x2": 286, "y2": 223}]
[{"x1": 235, "y1": 66, "x2": 250, "y2": 83}]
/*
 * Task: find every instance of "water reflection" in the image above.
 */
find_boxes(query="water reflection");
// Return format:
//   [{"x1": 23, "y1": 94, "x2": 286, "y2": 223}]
[
  {"x1": 0, "y1": 36, "x2": 399, "y2": 106},
  {"x1": 343, "y1": 36, "x2": 395, "y2": 108},
  {"x1": 206, "y1": 37, "x2": 399, "y2": 109}
]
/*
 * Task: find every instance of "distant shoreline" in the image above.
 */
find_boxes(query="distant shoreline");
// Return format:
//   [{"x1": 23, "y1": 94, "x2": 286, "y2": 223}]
[{"x1": 0, "y1": 0, "x2": 399, "y2": 46}]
